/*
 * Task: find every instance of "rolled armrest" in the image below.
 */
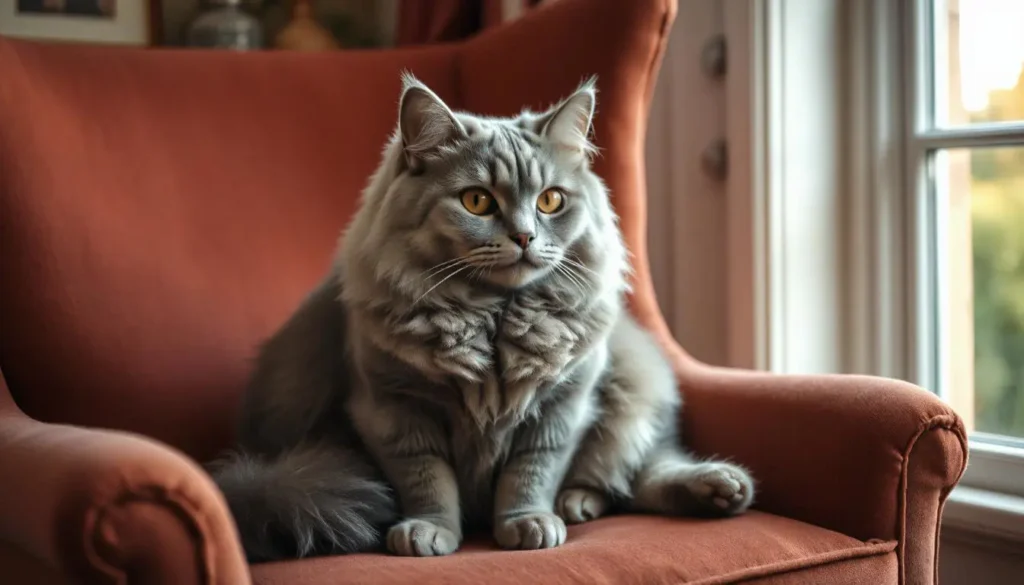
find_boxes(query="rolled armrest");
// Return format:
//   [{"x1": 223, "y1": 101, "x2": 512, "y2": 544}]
[
  {"x1": 676, "y1": 363, "x2": 968, "y2": 584},
  {"x1": 0, "y1": 371, "x2": 249, "y2": 585}
]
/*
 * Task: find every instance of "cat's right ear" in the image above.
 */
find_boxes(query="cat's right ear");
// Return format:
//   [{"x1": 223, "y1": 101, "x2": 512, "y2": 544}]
[{"x1": 398, "y1": 73, "x2": 465, "y2": 170}]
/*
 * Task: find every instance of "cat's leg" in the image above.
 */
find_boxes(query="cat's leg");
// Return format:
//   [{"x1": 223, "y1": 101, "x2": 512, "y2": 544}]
[
  {"x1": 352, "y1": 395, "x2": 462, "y2": 557},
  {"x1": 383, "y1": 455, "x2": 462, "y2": 557},
  {"x1": 554, "y1": 396, "x2": 661, "y2": 524},
  {"x1": 556, "y1": 317, "x2": 678, "y2": 525},
  {"x1": 493, "y1": 417, "x2": 577, "y2": 550},
  {"x1": 493, "y1": 369, "x2": 599, "y2": 550},
  {"x1": 629, "y1": 444, "x2": 755, "y2": 517}
]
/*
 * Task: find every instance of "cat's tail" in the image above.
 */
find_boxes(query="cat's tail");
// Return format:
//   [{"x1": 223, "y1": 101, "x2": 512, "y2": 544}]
[{"x1": 209, "y1": 442, "x2": 397, "y2": 562}]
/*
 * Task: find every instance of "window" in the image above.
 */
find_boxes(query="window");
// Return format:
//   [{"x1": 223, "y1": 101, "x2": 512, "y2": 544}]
[
  {"x1": 722, "y1": 0, "x2": 1024, "y2": 505},
  {"x1": 908, "y1": 0, "x2": 1024, "y2": 493}
]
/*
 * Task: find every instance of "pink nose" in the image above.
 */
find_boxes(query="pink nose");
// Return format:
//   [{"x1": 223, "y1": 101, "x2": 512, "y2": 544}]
[{"x1": 511, "y1": 233, "x2": 533, "y2": 250}]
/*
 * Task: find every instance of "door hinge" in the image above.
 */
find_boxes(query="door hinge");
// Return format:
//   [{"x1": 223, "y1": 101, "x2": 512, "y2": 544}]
[
  {"x1": 701, "y1": 34, "x2": 727, "y2": 78},
  {"x1": 701, "y1": 139, "x2": 728, "y2": 180}
]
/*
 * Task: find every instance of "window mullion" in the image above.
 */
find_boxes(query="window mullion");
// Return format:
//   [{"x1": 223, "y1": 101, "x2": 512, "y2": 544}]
[
  {"x1": 903, "y1": 0, "x2": 942, "y2": 392},
  {"x1": 914, "y1": 124, "x2": 1024, "y2": 150}
]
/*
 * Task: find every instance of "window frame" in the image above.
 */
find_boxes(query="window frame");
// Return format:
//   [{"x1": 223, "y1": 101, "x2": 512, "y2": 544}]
[{"x1": 903, "y1": 0, "x2": 1024, "y2": 498}]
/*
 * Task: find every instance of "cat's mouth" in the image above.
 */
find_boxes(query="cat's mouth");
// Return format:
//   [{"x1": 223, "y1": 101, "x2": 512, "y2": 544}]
[
  {"x1": 481, "y1": 253, "x2": 550, "y2": 288},
  {"x1": 511, "y1": 251, "x2": 546, "y2": 269}
]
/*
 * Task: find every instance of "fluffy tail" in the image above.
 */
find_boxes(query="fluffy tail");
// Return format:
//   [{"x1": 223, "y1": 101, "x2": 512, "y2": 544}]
[{"x1": 210, "y1": 443, "x2": 397, "y2": 562}]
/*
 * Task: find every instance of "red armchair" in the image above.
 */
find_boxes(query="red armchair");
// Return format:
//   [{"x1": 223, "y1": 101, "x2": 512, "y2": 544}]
[{"x1": 0, "y1": 0, "x2": 966, "y2": 583}]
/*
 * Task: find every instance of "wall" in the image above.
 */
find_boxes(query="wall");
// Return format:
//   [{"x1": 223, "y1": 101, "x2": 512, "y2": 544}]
[
  {"x1": 646, "y1": 0, "x2": 730, "y2": 366},
  {"x1": 940, "y1": 530, "x2": 1024, "y2": 585}
]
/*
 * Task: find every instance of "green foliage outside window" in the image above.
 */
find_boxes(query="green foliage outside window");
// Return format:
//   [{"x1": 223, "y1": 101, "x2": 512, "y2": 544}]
[{"x1": 970, "y1": 68, "x2": 1024, "y2": 437}]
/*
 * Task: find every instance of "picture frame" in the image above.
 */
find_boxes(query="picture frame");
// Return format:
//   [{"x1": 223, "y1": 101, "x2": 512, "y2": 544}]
[{"x1": 0, "y1": 1, "x2": 162, "y2": 46}]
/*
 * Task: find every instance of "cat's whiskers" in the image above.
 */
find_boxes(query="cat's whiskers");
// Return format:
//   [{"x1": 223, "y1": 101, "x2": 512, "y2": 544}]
[
  {"x1": 552, "y1": 263, "x2": 574, "y2": 290},
  {"x1": 468, "y1": 260, "x2": 491, "y2": 282},
  {"x1": 411, "y1": 263, "x2": 473, "y2": 306},
  {"x1": 565, "y1": 263, "x2": 594, "y2": 294},
  {"x1": 563, "y1": 255, "x2": 601, "y2": 278},
  {"x1": 420, "y1": 256, "x2": 469, "y2": 281},
  {"x1": 420, "y1": 248, "x2": 495, "y2": 283},
  {"x1": 555, "y1": 262, "x2": 588, "y2": 296},
  {"x1": 565, "y1": 262, "x2": 598, "y2": 290}
]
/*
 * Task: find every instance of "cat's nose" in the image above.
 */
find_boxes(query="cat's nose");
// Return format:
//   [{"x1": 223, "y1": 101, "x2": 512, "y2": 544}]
[{"x1": 510, "y1": 232, "x2": 534, "y2": 250}]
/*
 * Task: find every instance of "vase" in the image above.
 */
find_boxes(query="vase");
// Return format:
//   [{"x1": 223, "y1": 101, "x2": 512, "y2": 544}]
[
  {"x1": 273, "y1": 0, "x2": 339, "y2": 51},
  {"x1": 186, "y1": 0, "x2": 265, "y2": 51}
]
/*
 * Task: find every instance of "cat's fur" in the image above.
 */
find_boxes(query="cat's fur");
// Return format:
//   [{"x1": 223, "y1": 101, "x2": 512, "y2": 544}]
[{"x1": 210, "y1": 75, "x2": 755, "y2": 562}]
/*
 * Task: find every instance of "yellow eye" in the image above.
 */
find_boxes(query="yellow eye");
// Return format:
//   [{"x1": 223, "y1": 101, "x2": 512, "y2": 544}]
[
  {"x1": 461, "y1": 189, "x2": 498, "y2": 216},
  {"x1": 537, "y1": 189, "x2": 565, "y2": 214}
]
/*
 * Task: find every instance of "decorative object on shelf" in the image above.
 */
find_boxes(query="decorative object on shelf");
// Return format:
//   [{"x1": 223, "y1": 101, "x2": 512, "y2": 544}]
[
  {"x1": 185, "y1": 0, "x2": 263, "y2": 50},
  {"x1": 0, "y1": 0, "x2": 161, "y2": 45},
  {"x1": 272, "y1": 0, "x2": 337, "y2": 51},
  {"x1": 260, "y1": 0, "x2": 381, "y2": 49}
]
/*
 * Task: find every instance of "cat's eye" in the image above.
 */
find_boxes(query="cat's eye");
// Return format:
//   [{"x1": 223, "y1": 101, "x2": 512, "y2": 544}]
[
  {"x1": 537, "y1": 189, "x2": 565, "y2": 214},
  {"x1": 461, "y1": 189, "x2": 498, "y2": 216}
]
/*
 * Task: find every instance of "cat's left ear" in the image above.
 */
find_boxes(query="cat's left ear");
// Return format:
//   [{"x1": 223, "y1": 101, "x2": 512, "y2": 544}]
[
  {"x1": 398, "y1": 73, "x2": 466, "y2": 170},
  {"x1": 538, "y1": 76, "x2": 597, "y2": 159}
]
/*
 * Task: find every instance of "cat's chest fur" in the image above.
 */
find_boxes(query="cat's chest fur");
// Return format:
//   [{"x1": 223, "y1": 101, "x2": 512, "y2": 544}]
[
  {"x1": 375, "y1": 287, "x2": 610, "y2": 424},
  {"x1": 467, "y1": 291, "x2": 602, "y2": 423}
]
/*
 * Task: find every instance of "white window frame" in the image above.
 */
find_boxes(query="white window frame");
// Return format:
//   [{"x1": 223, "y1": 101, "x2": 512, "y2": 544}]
[
  {"x1": 904, "y1": 0, "x2": 1024, "y2": 505},
  {"x1": 723, "y1": 0, "x2": 1024, "y2": 543}
]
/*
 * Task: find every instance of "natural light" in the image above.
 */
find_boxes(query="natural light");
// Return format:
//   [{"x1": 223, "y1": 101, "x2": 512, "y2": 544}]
[{"x1": 956, "y1": 0, "x2": 1024, "y2": 112}]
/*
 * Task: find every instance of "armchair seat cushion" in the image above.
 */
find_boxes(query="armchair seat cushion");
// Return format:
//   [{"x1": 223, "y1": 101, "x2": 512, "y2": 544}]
[{"x1": 251, "y1": 512, "x2": 897, "y2": 585}]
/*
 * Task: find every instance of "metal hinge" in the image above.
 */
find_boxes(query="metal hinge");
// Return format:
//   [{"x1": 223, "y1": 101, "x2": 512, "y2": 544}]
[
  {"x1": 701, "y1": 139, "x2": 728, "y2": 180},
  {"x1": 700, "y1": 35, "x2": 727, "y2": 179},
  {"x1": 701, "y1": 34, "x2": 727, "y2": 78}
]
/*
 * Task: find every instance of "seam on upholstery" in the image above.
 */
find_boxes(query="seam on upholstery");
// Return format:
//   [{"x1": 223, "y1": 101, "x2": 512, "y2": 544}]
[
  {"x1": 930, "y1": 424, "x2": 968, "y2": 584},
  {"x1": 895, "y1": 415, "x2": 968, "y2": 585},
  {"x1": 687, "y1": 540, "x2": 897, "y2": 585},
  {"x1": 82, "y1": 485, "x2": 216, "y2": 585}
]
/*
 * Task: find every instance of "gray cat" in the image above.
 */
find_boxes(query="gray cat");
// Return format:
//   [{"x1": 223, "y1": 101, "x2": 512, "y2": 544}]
[{"x1": 210, "y1": 75, "x2": 755, "y2": 562}]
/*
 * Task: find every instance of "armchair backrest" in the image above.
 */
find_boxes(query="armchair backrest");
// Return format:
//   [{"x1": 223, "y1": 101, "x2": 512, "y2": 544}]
[{"x1": 0, "y1": 0, "x2": 678, "y2": 460}]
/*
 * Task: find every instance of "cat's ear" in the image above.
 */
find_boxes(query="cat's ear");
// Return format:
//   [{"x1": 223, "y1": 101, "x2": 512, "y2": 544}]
[
  {"x1": 538, "y1": 76, "x2": 597, "y2": 158},
  {"x1": 398, "y1": 73, "x2": 465, "y2": 169}
]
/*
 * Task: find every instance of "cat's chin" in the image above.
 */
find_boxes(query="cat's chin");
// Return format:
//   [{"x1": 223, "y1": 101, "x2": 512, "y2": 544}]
[{"x1": 480, "y1": 262, "x2": 550, "y2": 290}]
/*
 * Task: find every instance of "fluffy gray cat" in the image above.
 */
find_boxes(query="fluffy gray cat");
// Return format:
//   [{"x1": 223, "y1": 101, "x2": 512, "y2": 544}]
[{"x1": 210, "y1": 75, "x2": 755, "y2": 562}]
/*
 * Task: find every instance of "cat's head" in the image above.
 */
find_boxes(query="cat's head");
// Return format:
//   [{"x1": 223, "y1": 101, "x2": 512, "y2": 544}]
[{"x1": 342, "y1": 74, "x2": 627, "y2": 302}]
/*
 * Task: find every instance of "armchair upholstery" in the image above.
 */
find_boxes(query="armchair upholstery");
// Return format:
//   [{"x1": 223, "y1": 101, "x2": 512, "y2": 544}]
[{"x1": 0, "y1": 0, "x2": 967, "y2": 583}]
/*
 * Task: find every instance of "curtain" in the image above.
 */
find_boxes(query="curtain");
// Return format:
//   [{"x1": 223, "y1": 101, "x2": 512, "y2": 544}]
[{"x1": 395, "y1": 0, "x2": 548, "y2": 46}]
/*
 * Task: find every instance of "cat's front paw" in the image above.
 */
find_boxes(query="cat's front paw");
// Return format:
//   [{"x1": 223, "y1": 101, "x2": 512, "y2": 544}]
[
  {"x1": 387, "y1": 518, "x2": 460, "y2": 557},
  {"x1": 556, "y1": 487, "x2": 610, "y2": 524},
  {"x1": 494, "y1": 512, "x2": 567, "y2": 550},
  {"x1": 682, "y1": 462, "x2": 754, "y2": 515}
]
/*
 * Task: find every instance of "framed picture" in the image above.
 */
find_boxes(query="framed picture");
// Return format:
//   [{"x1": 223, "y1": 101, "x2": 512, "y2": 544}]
[{"x1": 0, "y1": 0, "x2": 161, "y2": 45}]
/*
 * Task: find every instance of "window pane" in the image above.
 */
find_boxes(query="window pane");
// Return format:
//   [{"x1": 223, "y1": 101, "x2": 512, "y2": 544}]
[
  {"x1": 937, "y1": 0, "x2": 1024, "y2": 126},
  {"x1": 940, "y1": 146, "x2": 1024, "y2": 441}
]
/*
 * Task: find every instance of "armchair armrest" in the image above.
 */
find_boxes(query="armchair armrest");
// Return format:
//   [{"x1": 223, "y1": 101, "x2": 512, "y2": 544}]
[
  {"x1": 0, "y1": 371, "x2": 249, "y2": 585},
  {"x1": 676, "y1": 363, "x2": 968, "y2": 585}
]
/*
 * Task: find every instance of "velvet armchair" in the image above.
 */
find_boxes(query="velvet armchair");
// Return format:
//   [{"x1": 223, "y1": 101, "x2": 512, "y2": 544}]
[{"x1": 0, "y1": 0, "x2": 967, "y2": 583}]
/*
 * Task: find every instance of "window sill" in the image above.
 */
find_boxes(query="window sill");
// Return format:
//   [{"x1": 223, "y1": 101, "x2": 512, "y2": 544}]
[{"x1": 943, "y1": 486, "x2": 1024, "y2": 545}]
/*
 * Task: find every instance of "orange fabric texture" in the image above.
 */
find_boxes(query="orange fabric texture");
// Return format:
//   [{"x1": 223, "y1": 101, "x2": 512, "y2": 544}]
[
  {"x1": 0, "y1": 372, "x2": 251, "y2": 584},
  {"x1": 250, "y1": 513, "x2": 897, "y2": 585},
  {"x1": 0, "y1": 0, "x2": 966, "y2": 583}
]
